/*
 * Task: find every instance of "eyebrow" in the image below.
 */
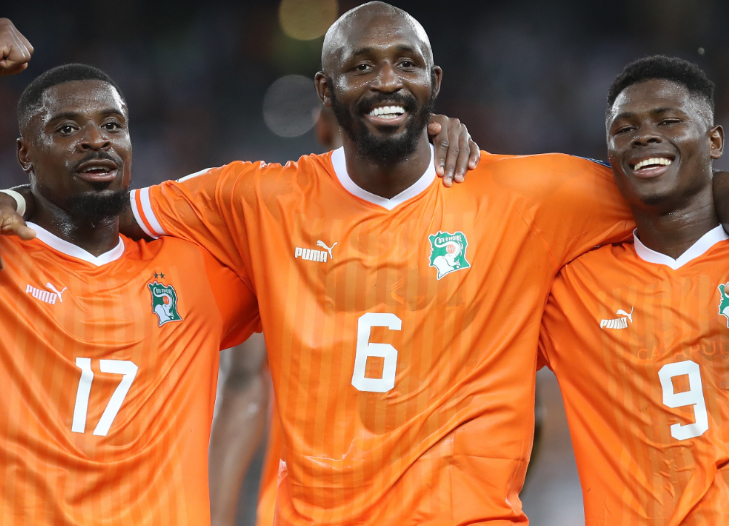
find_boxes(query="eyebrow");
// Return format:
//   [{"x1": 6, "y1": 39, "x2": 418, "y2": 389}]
[
  {"x1": 48, "y1": 108, "x2": 126, "y2": 123},
  {"x1": 613, "y1": 107, "x2": 681, "y2": 121},
  {"x1": 348, "y1": 44, "x2": 420, "y2": 59}
]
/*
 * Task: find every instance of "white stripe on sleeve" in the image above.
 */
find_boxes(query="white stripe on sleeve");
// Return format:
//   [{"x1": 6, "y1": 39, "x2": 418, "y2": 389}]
[{"x1": 129, "y1": 189, "x2": 157, "y2": 239}]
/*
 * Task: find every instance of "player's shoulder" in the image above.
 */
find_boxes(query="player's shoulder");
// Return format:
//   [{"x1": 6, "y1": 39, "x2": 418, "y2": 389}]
[
  {"x1": 477, "y1": 151, "x2": 612, "y2": 176},
  {"x1": 559, "y1": 240, "x2": 638, "y2": 283},
  {"x1": 122, "y1": 234, "x2": 211, "y2": 266}
]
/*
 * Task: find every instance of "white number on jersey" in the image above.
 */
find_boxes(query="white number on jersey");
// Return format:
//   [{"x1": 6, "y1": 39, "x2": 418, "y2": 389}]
[
  {"x1": 658, "y1": 360, "x2": 709, "y2": 441},
  {"x1": 72, "y1": 358, "x2": 139, "y2": 436},
  {"x1": 351, "y1": 313, "x2": 401, "y2": 393}
]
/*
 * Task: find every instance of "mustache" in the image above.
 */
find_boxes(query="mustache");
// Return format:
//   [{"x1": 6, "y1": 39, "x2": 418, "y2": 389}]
[
  {"x1": 356, "y1": 92, "x2": 419, "y2": 116},
  {"x1": 71, "y1": 151, "x2": 122, "y2": 172}
]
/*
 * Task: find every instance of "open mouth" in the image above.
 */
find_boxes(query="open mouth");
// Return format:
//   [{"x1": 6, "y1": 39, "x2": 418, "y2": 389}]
[
  {"x1": 629, "y1": 155, "x2": 675, "y2": 179},
  {"x1": 365, "y1": 104, "x2": 408, "y2": 126},
  {"x1": 75, "y1": 159, "x2": 119, "y2": 182}
]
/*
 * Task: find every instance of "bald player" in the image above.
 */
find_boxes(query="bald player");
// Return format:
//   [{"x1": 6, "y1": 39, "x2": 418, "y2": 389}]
[{"x1": 116, "y1": 3, "x2": 636, "y2": 524}]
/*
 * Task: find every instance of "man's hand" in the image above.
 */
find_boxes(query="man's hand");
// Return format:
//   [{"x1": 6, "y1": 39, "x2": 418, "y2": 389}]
[
  {"x1": 0, "y1": 194, "x2": 35, "y2": 270},
  {"x1": 427, "y1": 114, "x2": 481, "y2": 187},
  {"x1": 0, "y1": 18, "x2": 33, "y2": 76}
]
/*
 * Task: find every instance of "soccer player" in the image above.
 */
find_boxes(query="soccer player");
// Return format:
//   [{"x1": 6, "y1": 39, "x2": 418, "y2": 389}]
[
  {"x1": 539, "y1": 56, "x2": 729, "y2": 525},
  {"x1": 0, "y1": 63, "x2": 262, "y2": 524},
  {"x1": 122, "y1": 3, "x2": 636, "y2": 524}
]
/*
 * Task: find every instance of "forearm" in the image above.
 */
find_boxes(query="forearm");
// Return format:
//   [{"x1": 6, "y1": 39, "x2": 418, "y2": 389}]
[
  {"x1": 209, "y1": 338, "x2": 269, "y2": 526},
  {"x1": 715, "y1": 171, "x2": 729, "y2": 233}
]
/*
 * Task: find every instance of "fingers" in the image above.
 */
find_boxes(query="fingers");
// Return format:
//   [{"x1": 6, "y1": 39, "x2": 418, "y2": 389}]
[
  {"x1": 427, "y1": 117, "x2": 448, "y2": 178},
  {"x1": 0, "y1": 18, "x2": 33, "y2": 77},
  {"x1": 0, "y1": 207, "x2": 35, "y2": 271},
  {"x1": 440, "y1": 118, "x2": 462, "y2": 187},
  {"x1": 468, "y1": 139, "x2": 481, "y2": 169},
  {"x1": 452, "y1": 125, "x2": 471, "y2": 184}
]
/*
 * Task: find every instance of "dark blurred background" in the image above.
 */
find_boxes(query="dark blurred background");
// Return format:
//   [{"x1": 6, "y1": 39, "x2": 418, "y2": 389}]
[{"x1": 3, "y1": 1, "x2": 728, "y2": 524}]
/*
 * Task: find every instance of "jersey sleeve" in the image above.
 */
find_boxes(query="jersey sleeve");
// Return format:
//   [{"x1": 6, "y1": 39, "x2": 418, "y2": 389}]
[
  {"x1": 201, "y1": 247, "x2": 262, "y2": 349},
  {"x1": 130, "y1": 162, "x2": 257, "y2": 285},
  {"x1": 495, "y1": 154, "x2": 634, "y2": 270}
]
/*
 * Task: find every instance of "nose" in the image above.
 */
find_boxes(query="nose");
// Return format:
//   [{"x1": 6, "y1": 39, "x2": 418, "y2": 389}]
[
  {"x1": 371, "y1": 62, "x2": 403, "y2": 93},
  {"x1": 77, "y1": 124, "x2": 111, "y2": 151},
  {"x1": 632, "y1": 123, "x2": 662, "y2": 147}
]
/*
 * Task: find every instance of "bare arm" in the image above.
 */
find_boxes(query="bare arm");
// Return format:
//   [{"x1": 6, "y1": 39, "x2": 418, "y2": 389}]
[
  {"x1": 209, "y1": 333, "x2": 269, "y2": 526},
  {"x1": 715, "y1": 171, "x2": 729, "y2": 233}
]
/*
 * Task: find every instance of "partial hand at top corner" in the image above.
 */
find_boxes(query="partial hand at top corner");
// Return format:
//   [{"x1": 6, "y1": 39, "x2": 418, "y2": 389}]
[
  {"x1": 0, "y1": 18, "x2": 33, "y2": 77},
  {"x1": 0, "y1": 187, "x2": 35, "y2": 270},
  {"x1": 427, "y1": 114, "x2": 481, "y2": 188}
]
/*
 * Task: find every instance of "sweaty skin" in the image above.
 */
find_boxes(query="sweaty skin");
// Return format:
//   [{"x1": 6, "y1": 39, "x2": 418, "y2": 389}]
[{"x1": 607, "y1": 79, "x2": 724, "y2": 256}]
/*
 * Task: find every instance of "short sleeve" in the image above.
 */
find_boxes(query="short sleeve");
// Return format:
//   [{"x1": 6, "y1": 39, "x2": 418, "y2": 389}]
[
  {"x1": 201, "y1": 248, "x2": 262, "y2": 350},
  {"x1": 131, "y1": 162, "x2": 257, "y2": 284},
  {"x1": 493, "y1": 154, "x2": 634, "y2": 270}
]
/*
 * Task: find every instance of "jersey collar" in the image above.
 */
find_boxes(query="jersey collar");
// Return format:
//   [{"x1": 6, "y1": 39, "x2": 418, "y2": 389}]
[
  {"x1": 633, "y1": 225, "x2": 729, "y2": 270},
  {"x1": 27, "y1": 222, "x2": 126, "y2": 267},
  {"x1": 330, "y1": 145, "x2": 436, "y2": 211}
]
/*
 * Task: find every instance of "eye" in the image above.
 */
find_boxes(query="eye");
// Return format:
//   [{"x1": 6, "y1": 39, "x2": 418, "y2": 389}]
[
  {"x1": 57, "y1": 124, "x2": 77, "y2": 135},
  {"x1": 353, "y1": 63, "x2": 372, "y2": 72},
  {"x1": 400, "y1": 60, "x2": 414, "y2": 68},
  {"x1": 103, "y1": 121, "x2": 122, "y2": 131},
  {"x1": 613, "y1": 125, "x2": 634, "y2": 135},
  {"x1": 659, "y1": 118, "x2": 681, "y2": 125}
]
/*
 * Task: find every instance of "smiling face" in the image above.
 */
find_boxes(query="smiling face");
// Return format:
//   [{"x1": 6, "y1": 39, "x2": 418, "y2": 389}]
[
  {"x1": 606, "y1": 78, "x2": 723, "y2": 211},
  {"x1": 17, "y1": 79, "x2": 132, "y2": 223},
  {"x1": 316, "y1": 6, "x2": 441, "y2": 165}
]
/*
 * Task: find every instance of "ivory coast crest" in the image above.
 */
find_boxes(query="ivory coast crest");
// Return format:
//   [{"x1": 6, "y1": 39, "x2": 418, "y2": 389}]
[
  {"x1": 428, "y1": 231, "x2": 471, "y2": 280},
  {"x1": 719, "y1": 283, "x2": 729, "y2": 328},
  {"x1": 148, "y1": 281, "x2": 183, "y2": 327}
]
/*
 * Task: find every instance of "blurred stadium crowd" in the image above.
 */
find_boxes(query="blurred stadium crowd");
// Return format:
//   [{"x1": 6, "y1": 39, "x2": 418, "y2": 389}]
[{"x1": 2, "y1": 0, "x2": 729, "y2": 191}]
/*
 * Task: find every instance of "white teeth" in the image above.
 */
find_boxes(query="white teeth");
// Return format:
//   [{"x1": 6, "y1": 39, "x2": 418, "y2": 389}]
[
  {"x1": 368, "y1": 105, "x2": 406, "y2": 118},
  {"x1": 634, "y1": 157, "x2": 672, "y2": 171}
]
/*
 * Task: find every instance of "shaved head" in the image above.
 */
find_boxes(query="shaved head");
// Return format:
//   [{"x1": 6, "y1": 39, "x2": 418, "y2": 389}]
[{"x1": 321, "y1": 2, "x2": 434, "y2": 73}]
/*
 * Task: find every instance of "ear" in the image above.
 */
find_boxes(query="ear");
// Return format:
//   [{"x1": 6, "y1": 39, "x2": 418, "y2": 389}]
[
  {"x1": 709, "y1": 124, "x2": 724, "y2": 160},
  {"x1": 430, "y1": 66, "x2": 443, "y2": 100},
  {"x1": 315, "y1": 72, "x2": 333, "y2": 108},
  {"x1": 16, "y1": 137, "x2": 33, "y2": 174}
]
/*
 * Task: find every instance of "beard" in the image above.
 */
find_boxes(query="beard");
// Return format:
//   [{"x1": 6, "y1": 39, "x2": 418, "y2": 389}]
[
  {"x1": 329, "y1": 74, "x2": 437, "y2": 167},
  {"x1": 63, "y1": 186, "x2": 131, "y2": 227}
]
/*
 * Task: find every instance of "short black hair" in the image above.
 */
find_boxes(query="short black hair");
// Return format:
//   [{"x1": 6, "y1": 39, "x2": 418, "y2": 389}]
[
  {"x1": 607, "y1": 55, "x2": 715, "y2": 115},
  {"x1": 17, "y1": 63, "x2": 126, "y2": 133}
]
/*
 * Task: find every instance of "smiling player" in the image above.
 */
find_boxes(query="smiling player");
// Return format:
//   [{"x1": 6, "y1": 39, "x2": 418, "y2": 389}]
[
  {"x1": 123, "y1": 3, "x2": 636, "y2": 524},
  {"x1": 540, "y1": 56, "x2": 729, "y2": 525}
]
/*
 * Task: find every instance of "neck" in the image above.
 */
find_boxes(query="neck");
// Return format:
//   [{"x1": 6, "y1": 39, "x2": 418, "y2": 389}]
[
  {"x1": 632, "y1": 184, "x2": 718, "y2": 259},
  {"x1": 341, "y1": 131, "x2": 432, "y2": 199},
  {"x1": 32, "y1": 191, "x2": 120, "y2": 257}
]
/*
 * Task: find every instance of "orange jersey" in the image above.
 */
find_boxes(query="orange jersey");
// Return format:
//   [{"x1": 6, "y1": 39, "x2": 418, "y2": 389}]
[
  {"x1": 540, "y1": 227, "x2": 729, "y2": 526},
  {"x1": 0, "y1": 223, "x2": 260, "y2": 525},
  {"x1": 256, "y1": 400, "x2": 283, "y2": 526},
  {"x1": 133, "y1": 148, "x2": 633, "y2": 525}
]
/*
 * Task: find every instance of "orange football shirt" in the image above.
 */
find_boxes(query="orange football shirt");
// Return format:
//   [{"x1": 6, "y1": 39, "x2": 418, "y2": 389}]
[
  {"x1": 133, "y1": 148, "x2": 633, "y2": 525},
  {"x1": 0, "y1": 222, "x2": 260, "y2": 525},
  {"x1": 540, "y1": 227, "x2": 729, "y2": 526}
]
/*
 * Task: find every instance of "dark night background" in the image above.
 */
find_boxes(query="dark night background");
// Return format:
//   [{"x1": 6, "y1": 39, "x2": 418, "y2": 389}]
[{"x1": 2, "y1": 1, "x2": 726, "y2": 524}]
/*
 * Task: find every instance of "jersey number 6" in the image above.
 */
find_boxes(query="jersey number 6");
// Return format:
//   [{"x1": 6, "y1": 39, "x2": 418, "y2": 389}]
[
  {"x1": 351, "y1": 313, "x2": 401, "y2": 393},
  {"x1": 658, "y1": 360, "x2": 709, "y2": 441}
]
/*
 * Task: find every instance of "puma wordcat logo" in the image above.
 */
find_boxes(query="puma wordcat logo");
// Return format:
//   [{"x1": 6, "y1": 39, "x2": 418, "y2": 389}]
[
  {"x1": 295, "y1": 240, "x2": 337, "y2": 263},
  {"x1": 27, "y1": 282, "x2": 67, "y2": 305},
  {"x1": 600, "y1": 306, "x2": 633, "y2": 330}
]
